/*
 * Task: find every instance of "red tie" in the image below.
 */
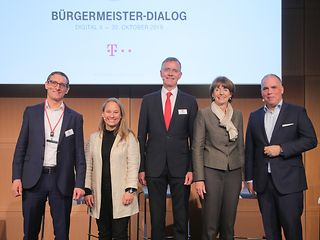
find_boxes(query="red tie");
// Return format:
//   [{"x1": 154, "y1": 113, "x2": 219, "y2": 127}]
[{"x1": 164, "y1": 92, "x2": 172, "y2": 130}]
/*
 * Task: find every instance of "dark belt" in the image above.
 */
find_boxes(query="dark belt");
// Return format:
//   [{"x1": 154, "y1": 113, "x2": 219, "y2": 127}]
[{"x1": 42, "y1": 166, "x2": 57, "y2": 174}]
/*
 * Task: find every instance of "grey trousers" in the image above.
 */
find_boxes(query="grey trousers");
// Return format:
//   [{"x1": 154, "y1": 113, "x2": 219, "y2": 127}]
[{"x1": 201, "y1": 167, "x2": 242, "y2": 240}]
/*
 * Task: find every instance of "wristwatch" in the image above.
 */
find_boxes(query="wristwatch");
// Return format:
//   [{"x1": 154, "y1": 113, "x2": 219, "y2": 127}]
[{"x1": 125, "y1": 188, "x2": 137, "y2": 194}]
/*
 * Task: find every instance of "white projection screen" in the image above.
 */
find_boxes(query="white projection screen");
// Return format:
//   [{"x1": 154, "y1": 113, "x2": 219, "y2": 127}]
[{"x1": 0, "y1": 0, "x2": 281, "y2": 85}]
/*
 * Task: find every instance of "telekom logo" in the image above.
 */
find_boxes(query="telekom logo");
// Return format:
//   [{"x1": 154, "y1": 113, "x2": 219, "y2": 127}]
[{"x1": 107, "y1": 44, "x2": 132, "y2": 56}]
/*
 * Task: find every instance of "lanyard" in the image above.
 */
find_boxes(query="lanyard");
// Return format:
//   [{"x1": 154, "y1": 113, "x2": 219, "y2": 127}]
[{"x1": 44, "y1": 100, "x2": 64, "y2": 137}]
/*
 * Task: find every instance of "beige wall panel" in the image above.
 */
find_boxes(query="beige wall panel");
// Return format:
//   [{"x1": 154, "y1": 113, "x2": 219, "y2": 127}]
[
  {"x1": 235, "y1": 211, "x2": 265, "y2": 238},
  {"x1": 64, "y1": 98, "x2": 107, "y2": 140},
  {"x1": 0, "y1": 98, "x2": 41, "y2": 141},
  {"x1": 305, "y1": 76, "x2": 320, "y2": 138},
  {"x1": 0, "y1": 144, "x2": 22, "y2": 211},
  {"x1": 129, "y1": 98, "x2": 142, "y2": 135},
  {"x1": 0, "y1": 212, "x2": 23, "y2": 240},
  {"x1": 305, "y1": 210, "x2": 319, "y2": 240},
  {"x1": 305, "y1": 149, "x2": 320, "y2": 207}
]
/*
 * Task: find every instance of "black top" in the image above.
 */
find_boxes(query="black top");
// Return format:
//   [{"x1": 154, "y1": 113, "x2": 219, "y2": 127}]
[
  {"x1": 101, "y1": 129, "x2": 116, "y2": 193},
  {"x1": 85, "y1": 129, "x2": 116, "y2": 196}
]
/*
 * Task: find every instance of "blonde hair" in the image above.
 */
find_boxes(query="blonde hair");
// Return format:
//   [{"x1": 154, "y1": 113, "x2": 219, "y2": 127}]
[{"x1": 99, "y1": 98, "x2": 132, "y2": 141}]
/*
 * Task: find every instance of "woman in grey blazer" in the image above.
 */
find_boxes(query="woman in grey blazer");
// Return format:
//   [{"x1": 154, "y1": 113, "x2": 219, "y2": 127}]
[
  {"x1": 192, "y1": 77, "x2": 244, "y2": 240},
  {"x1": 84, "y1": 98, "x2": 140, "y2": 240}
]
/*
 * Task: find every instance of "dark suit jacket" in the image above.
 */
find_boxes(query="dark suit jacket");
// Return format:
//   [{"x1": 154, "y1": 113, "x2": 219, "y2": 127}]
[
  {"x1": 12, "y1": 102, "x2": 86, "y2": 196},
  {"x1": 138, "y1": 89, "x2": 198, "y2": 178},
  {"x1": 245, "y1": 102, "x2": 317, "y2": 194}
]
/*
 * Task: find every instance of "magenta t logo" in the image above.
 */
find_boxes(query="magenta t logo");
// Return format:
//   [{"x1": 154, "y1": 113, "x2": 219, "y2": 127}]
[
  {"x1": 107, "y1": 44, "x2": 117, "y2": 56},
  {"x1": 107, "y1": 43, "x2": 132, "y2": 56}
]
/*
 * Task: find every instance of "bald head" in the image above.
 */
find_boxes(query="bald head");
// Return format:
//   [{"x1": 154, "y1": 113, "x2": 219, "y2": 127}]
[{"x1": 261, "y1": 74, "x2": 284, "y2": 110}]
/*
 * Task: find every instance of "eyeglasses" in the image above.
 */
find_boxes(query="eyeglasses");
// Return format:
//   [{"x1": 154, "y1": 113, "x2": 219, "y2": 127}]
[{"x1": 47, "y1": 79, "x2": 68, "y2": 89}]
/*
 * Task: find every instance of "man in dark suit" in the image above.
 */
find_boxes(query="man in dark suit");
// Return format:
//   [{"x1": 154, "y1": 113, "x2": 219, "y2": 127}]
[
  {"x1": 11, "y1": 71, "x2": 86, "y2": 240},
  {"x1": 138, "y1": 57, "x2": 198, "y2": 240},
  {"x1": 245, "y1": 74, "x2": 317, "y2": 240}
]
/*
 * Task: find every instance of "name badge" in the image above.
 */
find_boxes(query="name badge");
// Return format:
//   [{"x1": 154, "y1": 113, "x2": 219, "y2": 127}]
[
  {"x1": 65, "y1": 129, "x2": 74, "y2": 137},
  {"x1": 178, "y1": 109, "x2": 188, "y2": 115}
]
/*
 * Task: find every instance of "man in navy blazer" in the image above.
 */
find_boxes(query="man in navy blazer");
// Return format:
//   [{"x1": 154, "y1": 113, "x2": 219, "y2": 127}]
[
  {"x1": 11, "y1": 71, "x2": 86, "y2": 240},
  {"x1": 245, "y1": 74, "x2": 317, "y2": 240},
  {"x1": 138, "y1": 57, "x2": 198, "y2": 240}
]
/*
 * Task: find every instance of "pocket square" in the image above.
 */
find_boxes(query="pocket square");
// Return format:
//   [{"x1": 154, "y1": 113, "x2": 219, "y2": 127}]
[{"x1": 282, "y1": 123, "x2": 294, "y2": 127}]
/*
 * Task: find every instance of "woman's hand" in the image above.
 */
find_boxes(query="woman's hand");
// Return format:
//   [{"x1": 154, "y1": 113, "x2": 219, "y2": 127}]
[
  {"x1": 122, "y1": 192, "x2": 134, "y2": 206},
  {"x1": 195, "y1": 181, "x2": 207, "y2": 200},
  {"x1": 247, "y1": 181, "x2": 255, "y2": 194},
  {"x1": 84, "y1": 195, "x2": 94, "y2": 208},
  {"x1": 241, "y1": 181, "x2": 245, "y2": 192}
]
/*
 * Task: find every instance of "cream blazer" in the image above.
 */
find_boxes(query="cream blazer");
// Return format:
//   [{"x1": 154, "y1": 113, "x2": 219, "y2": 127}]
[{"x1": 85, "y1": 131, "x2": 140, "y2": 219}]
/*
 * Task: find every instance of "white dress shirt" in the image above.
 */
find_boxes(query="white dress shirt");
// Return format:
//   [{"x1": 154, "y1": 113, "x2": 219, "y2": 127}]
[
  {"x1": 161, "y1": 86, "x2": 178, "y2": 115},
  {"x1": 43, "y1": 101, "x2": 64, "y2": 167}
]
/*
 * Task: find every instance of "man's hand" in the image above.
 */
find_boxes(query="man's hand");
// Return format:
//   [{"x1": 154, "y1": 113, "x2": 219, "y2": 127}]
[
  {"x1": 73, "y1": 188, "x2": 85, "y2": 200},
  {"x1": 184, "y1": 171, "x2": 193, "y2": 185},
  {"x1": 12, "y1": 179, "x2": 23, "y2": 197},
  {"x1": 264, "y1": 145, "x2": 282, "y2": 157},
  {"x1": 139, "y1": 172, "x2": 147, "y2": 186},
  {"x1": 195, "y1": 181, "x2": 206, "y2": 199}
]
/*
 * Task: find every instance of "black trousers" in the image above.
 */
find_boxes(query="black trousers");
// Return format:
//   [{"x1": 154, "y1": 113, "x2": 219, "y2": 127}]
[
  {"x1": 96, "y1": 216, "x2": 129, "y2": 240},
  {"x1": 257, "y1": 174, "x2": 303, "y2": 240},
  {"x1": 22, "y1": 172, "x2": 72, "y2": 240},
  {"x1": 97, "y1": 181, "x2": 129, "y2": 240},
  {"x1": 146, "y1": 173, "x2": 190, "y2": 240}
]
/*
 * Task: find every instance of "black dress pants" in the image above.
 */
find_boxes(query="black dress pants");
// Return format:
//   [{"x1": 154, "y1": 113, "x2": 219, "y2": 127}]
[
  {"x1": 146, "y1": 173, "x2": 190, "y2": 240},
  {"x1": 97, "y1": 182, "x2": 129, "y2": 240},
  {"x1": 22, "y1": 172, "x2": 72, "y2": 240},
  {"x1": 257, "y1": 174, "x2": 303, "y2": 240}
]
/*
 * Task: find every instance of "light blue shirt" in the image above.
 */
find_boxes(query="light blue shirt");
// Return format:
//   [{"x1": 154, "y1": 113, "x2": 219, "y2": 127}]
[{"x1": 264, "y1": 100, "x2": 282, "y2": 172}]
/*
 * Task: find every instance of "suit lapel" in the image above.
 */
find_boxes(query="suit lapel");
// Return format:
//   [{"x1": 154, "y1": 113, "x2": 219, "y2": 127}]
[
  {"x1": 37, "y1": 103, "x2": 45, "y2": 142},
  {"x1": 270, "y1": 103, "x2": 287, "y2": 143},
  {"x1": 155, "y1": 91, "x2": 167, "y2": 131},
  {"x1": 258, "y1": 108, "x2": 269, "y2": 143},
  {"x1": 168, "y1": 90, "x2": 181, "y2": 131},
  {"x1": 58, "y1": 106, "x2": 71, "y2": 145}
]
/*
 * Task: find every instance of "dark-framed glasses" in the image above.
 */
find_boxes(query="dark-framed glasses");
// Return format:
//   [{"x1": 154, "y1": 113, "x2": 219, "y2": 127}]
[{"x1": 47, "y1": 79, "x2": 68, "y2": 89}]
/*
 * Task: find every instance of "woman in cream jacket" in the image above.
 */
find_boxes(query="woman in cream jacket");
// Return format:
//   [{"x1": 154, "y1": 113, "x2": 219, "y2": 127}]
[{"x1": 84, "y1": 98, "x2": 140, "y2": 240}]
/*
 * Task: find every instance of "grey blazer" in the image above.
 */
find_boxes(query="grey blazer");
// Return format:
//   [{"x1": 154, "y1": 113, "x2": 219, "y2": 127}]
[{"x1": 192, "y1": 106, "x2": 244, "y2": 181}]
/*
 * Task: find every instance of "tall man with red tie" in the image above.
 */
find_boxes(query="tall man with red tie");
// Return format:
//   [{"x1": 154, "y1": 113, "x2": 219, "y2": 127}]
[{"x1": 138, "y1": 57, "x2": 198, "y2": 240}]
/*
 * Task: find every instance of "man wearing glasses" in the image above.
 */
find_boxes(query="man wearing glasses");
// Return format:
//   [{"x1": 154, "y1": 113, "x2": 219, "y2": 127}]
[{"x1": 11, "y1": 71, "x2": 86, "y2": 239}]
